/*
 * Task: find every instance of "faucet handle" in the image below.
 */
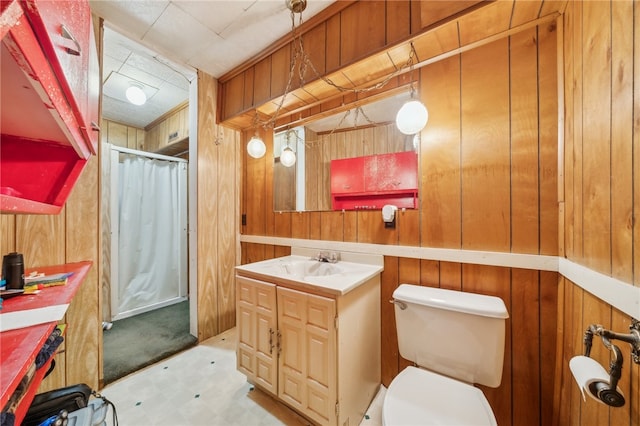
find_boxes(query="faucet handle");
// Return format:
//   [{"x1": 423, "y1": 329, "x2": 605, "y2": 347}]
[{"x1": 329, "y1": 252, "x2": 340, "y2": 263}]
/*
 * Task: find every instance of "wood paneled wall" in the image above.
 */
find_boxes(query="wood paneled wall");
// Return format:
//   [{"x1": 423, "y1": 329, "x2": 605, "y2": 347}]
[
  {"x1": 554, "y1": 2, "x2": 640, "y2": 425},
  {"x1": 196, "y1": 71, "x2": 241, "y2": 340},
  {"x1": 241, "y1": 21, "x2": 559, "y2": 426},
  {"x1": 101, "y1": 119, "x2": 145, "y2": 150}
]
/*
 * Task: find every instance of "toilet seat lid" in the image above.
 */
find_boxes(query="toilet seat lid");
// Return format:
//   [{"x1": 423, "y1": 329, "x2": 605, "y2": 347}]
[{"x1": 382, "y1": 366, "x2": 497, "y2": 426}]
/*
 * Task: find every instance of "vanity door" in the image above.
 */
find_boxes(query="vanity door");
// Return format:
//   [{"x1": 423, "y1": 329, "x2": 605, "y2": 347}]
[
  {"x1": 236, "y1": 276, "x2": 278, "y2": 395},
  {"x1": 277, "y1": 286, "x2": 337, "y2": 426}
]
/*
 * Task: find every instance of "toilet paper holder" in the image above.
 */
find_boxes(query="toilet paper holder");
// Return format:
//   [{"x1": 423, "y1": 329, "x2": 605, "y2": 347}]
[
  {"x1": 583, "y1": 319, "x2": 640, "y2": 365},
  {"x1": 579, "y1": 319, "x2": 640, "y2": 407}
]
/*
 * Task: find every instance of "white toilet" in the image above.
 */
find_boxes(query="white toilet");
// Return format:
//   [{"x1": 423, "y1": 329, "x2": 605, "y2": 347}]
[{"x1": 382, "y1": 284, "x2": 509, "y2": 426}]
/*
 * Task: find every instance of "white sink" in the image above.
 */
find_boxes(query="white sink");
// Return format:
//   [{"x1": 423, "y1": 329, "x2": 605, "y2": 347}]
[
  {"x1": 235, "y1": 248, "x2": 384, "y2": 295},
  {"x1": 275, "y1": 260, "x2": 344, "y2": 278}
]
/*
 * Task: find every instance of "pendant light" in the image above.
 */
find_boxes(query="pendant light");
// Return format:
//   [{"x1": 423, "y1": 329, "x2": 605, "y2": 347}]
[
  {"x1": 280, "y1": 130, "x2": 296, "y2": 167},
  {"x1": 247, "y1": 135, "x2": 266, "y2": 159},
  {"x1": 395, "y1": 47, "x2": 428, "y2": 135},
  {"x1": 280, "y1": 147, "x2": 296, "y2": 167},
  {"x1": 395, "y1": 98, "x2": 428, "y2": 135}
]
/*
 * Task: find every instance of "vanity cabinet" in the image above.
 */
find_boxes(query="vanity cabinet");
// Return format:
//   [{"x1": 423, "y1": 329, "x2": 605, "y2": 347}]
[
  {"x1": 1, "y1": 0, "x2": 99, "y2": 214},
  {"x1": 235, "y1": 273, "x2": 380, "y2": 426}
]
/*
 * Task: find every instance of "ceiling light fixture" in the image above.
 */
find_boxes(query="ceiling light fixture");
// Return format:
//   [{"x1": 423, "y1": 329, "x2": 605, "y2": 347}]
[
  {"x1": 125, "y1": 84, "x2": 146, "y2": 105},
  {"x1": 247, "y1": 3, "x2": 428, "y2": 156},
  {"x1": 395, "y1": 46, "x2": 428, "y2": 135},
  {"x1": 248, "y1": 112, "x2": 267, "y2": 159},
  {"x1": 280, "y1": 147, "x2": 296, "y2": 167},
  {"x1": 280, "y1": 130, "x2": 297, "y2": 167},
  {"x1": 396, "y1": 98, "x2": 428, "y2": 135},
  {"x1": 247, "y1": 136, "x2": 266, "y2": 159}
]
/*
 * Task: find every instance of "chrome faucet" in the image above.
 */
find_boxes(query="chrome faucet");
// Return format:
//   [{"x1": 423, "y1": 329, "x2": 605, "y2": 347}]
[{"x1": 314, "y1": 251, "x2": 340, "y2": 263}]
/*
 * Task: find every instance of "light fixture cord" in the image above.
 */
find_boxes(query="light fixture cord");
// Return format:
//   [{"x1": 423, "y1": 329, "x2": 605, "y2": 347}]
[{"x1": 255, "y1": 10, "x2": 420, "y2": 132}]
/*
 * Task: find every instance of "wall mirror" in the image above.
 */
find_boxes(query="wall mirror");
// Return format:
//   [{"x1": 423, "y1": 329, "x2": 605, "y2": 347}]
[{"x1": 273, "y1": 91, "x2": 420, "y2": 212}]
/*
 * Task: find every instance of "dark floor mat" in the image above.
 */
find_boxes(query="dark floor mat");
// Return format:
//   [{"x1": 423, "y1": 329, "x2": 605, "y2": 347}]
[{"x1": 103, "y1": 301, "x2": 197, "y2": 384}]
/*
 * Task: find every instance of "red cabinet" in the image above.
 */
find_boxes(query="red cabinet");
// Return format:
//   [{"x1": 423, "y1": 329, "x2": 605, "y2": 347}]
[
  {"x1": 330, "y1": 151, "x2": 419, "y2": 210},
  {"x1": 0, "y1": 0, "x2": 99, "y2": 214}
]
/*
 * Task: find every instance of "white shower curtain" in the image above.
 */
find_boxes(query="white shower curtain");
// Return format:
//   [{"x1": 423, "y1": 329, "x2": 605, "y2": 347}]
[{"x1": 113, "y1": 153, "x2": 187, "y2": 319}]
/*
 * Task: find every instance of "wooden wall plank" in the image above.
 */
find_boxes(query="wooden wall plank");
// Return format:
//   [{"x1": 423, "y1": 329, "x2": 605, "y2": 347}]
[
  {"x1": 581, "y1": 1, "x2": 611, "y2": 274},
  {"x1": 64, "y1": 155, "x2": 100, "y2": 389},
  {"x1": 635, "y1": 0, "x2": 640, "y2": 289},
  {"x1": 380, "y1": 256, "x2": 399, "y2": 387},
  {"x1": 610, "y1": 0, "x2": 634, "y2": 282},
  {"x1": 217, "y1": 126, "x2": 239, "y2": 332},
  {"x1": 325, "y1": 13, "x2": 341, "y2": 74},
  {"x1": 271, "y1": 45, "x2": 290, "y2": 99},
  {"x1": 510, "y1": 28, "x2": 540, "y2": 254},
  {"x1": 291, "y1": 211, "x2": 310, "y2": 239},
  {"x1": 463, "y1": 264, "x2": 512, "y2": 426},
  {"x1": 340, "y1": 1, "x2": 386, "y2": 66},
  {"x1": 253, "y1": 57, "x2": 272, "y2": 107},
  {"x1": 223, "y1": 72, "x2": 245, "y2": 119},
  {"x1": 197, "y1": 71, "x2": 220, "y2": 340},
  {"x1": 0, "y1": 215, "x2": 16, "y2": 255},
  {"x1": 511, "y1": 269, "x2": 541, "y2": 426},
  {"x1": 460, "y1": 38, "x2": 511, "y2": 251},
  {"x1": 385, "y1": 1, "x2": 410, "y2": 45},
  {"x1": 539, "y1": 21, "x2": 560, "y2": 256},
  {"x1": 539, "y1": 271, "x2": 558, "y2": 426},
  {"x1": 421, "y1": 55, "x2": 461, "y2": 248},
  {"x1": 15, "y1": 215, "x2": 65, "y2": 267}
]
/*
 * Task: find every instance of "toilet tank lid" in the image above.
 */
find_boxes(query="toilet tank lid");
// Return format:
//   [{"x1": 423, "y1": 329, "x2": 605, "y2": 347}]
[{"x1": 393, "y1": 284, "x2": 509, "y2": 319}]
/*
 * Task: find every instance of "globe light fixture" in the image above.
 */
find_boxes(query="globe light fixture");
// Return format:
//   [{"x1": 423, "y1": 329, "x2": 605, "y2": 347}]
[
  {"x1": 395, "y1": 99, "x2": 428, "y2": 135},
  {"x1": 280, "y1": 147, "x2": 296, "y2": 167},
  {"x1": 125, "y1": 84, "x2": 146, "y2": 106},
  {"x1": 247, "y1": 136, "x2": 266, "y2": 158}
]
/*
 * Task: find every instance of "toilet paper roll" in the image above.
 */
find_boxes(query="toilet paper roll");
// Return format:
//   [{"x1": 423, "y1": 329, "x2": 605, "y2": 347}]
[{"x1": 569, "y1": 355, "x2": 623, "y2": 403}]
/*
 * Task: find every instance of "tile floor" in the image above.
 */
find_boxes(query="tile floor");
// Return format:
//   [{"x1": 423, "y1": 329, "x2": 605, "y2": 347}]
[{"x1": 101, "y1": 327, "x2": 385, "y2": 426}]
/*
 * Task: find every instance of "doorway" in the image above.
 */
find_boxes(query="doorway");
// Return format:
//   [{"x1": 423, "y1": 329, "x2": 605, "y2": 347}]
[{"x1": 100, "y1": 25, "x2": 198, "y2": 383}]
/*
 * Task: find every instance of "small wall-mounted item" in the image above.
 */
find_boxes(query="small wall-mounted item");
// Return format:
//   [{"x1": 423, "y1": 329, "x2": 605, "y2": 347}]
[
  {"x1": 382, "y1": 205, "x2": 397, "y2": 229},
  {"x1": 569, "y1": 319, "x2": 640, "y2": 407}
]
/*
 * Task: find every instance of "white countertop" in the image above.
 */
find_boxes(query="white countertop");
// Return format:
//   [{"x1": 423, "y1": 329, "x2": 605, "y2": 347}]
[{"x1": 235, "y1": 249, "x2": 383, "y2": 296}]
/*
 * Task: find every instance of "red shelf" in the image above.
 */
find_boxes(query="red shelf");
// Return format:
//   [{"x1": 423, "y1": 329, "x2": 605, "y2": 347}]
[
  {"x1": 1, "y1": 0, "x2": 98, "y2": 214},
  {"x1": 331, "y1": 151, "x2": 419, "y2": 210},
  {"x1": 0, "y1": 261, "x2": 92, "y2": 420}
]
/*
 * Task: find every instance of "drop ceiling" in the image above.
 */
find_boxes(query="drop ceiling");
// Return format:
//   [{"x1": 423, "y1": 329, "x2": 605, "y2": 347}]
[{"x1": 90, "y1": 0, "x2": 334, "y2": 129}]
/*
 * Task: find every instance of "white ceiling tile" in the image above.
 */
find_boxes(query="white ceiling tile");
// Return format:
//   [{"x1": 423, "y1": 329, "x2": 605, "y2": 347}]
[
  {"x1": 90, "y1": 1, "x2": 170, "y2": 39},
  {"x1": 102, "y1": 57, "x2": 121, "y2": 82},
  {"x1": 119, "y1": 64, "x2": 163, "y2": 91},
  {"x1": 174, "y1": 1, "x2": 251, "y2": 34},
  {"x1": 142, "y1": 3, "x2": 220, "y2": 64}
]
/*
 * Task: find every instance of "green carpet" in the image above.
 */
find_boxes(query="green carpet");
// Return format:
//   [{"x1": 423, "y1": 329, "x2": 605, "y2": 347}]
[{"x1": 103, "y1": 300, "x2": 197, "y2": 384}]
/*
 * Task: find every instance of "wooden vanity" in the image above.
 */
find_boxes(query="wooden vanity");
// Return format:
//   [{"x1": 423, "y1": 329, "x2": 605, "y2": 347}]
[{"x1": 235, "y1": 249, "x2": 382, "y2": 426}]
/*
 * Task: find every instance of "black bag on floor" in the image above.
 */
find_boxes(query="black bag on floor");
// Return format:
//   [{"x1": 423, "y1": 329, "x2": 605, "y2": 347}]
[{"x1": 23, "y1": 384, "x2": 91, "y2": 426}]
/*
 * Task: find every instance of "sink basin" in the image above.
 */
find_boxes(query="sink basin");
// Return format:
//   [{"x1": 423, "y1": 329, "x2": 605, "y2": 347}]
[{"x1": 277, "y1": 260, "x2": 343, "y2": 277}]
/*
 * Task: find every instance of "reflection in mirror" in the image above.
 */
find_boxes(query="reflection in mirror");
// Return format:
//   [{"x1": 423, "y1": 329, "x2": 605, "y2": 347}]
[{"x1": 273, "y1": 92, "x2": 419, "y2": 212}]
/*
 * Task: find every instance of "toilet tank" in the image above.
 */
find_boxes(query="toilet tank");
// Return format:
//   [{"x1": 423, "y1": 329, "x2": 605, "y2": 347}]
[{"x1": 393, "y1": 284, "x2": 509, "y2": 388}]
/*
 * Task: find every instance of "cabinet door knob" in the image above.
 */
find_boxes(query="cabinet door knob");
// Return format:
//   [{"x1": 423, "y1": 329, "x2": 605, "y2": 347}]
[{"x1": 61, "y1": 24, "x2": 81, "y2": 56}]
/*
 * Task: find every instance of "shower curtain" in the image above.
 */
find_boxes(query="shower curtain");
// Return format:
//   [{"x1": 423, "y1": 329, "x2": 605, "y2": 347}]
[{"x1": 111, "y1": 151, "x2": 188, "y2": 320}]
